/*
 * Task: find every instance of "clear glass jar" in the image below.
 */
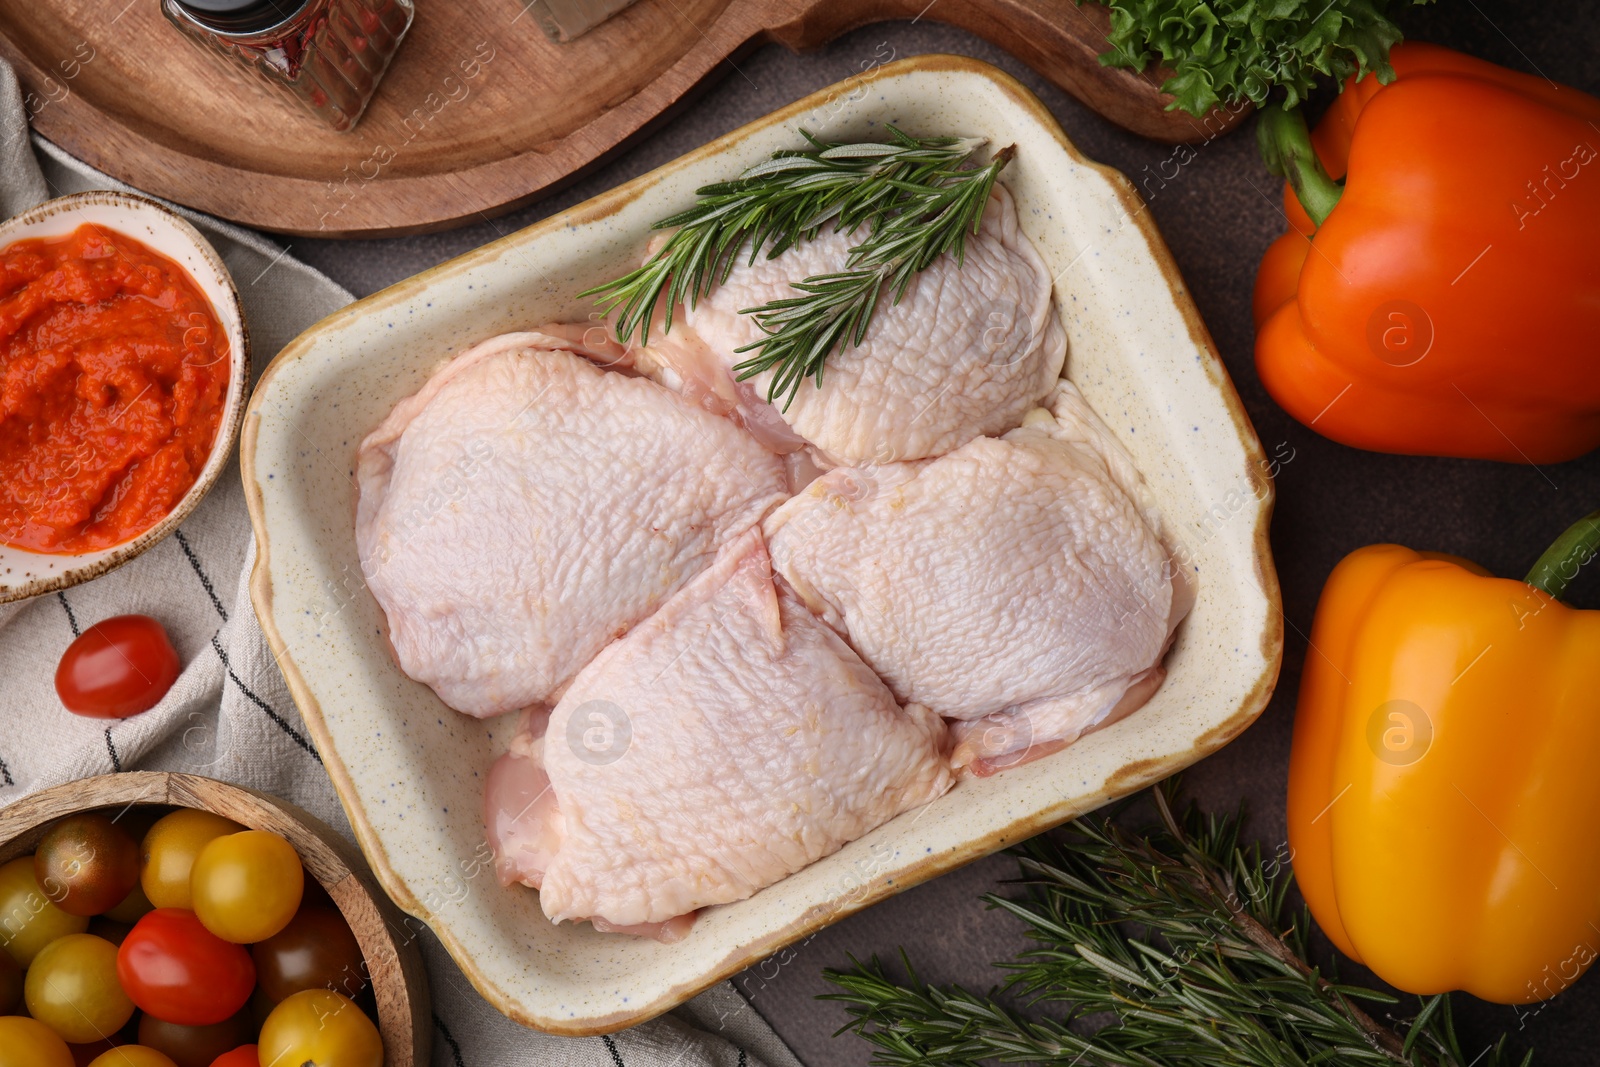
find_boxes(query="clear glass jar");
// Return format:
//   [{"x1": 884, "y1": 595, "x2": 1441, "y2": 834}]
[{"x1": 162, "y1": 0, "x2": 415, "y2": 133}]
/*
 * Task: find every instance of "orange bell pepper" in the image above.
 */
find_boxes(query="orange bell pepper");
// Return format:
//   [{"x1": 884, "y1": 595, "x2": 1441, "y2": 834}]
[
  {"x1": 1253, "y1": 43, "x2": 1600, "y2": 463},
  {"x1": 1287, "y1": 511, "x2": 1600, "y2": 1004}
]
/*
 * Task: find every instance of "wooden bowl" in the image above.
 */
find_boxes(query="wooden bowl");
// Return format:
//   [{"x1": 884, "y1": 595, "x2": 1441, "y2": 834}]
[{"x1": 0, "y1": 772, "x2": 430, "y2": 1066}]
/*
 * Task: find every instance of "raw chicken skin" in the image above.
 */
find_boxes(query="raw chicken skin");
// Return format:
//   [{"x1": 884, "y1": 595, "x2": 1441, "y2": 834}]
[
  {"x1": 356, "y1": 331, "x2": 788, "y2": 718},
  {"x1": 487, "y1": 528, "x2": 951, "y2": 930},
  {"x1": 483, "y1": 730, "x2": 699, "y2": 943},
  {"x1": 632, "y1": 184, "x2": 1067, "y2": 466},
  {"x1": 764, "y1": 381, "x2": 1192, "y2": 771}
]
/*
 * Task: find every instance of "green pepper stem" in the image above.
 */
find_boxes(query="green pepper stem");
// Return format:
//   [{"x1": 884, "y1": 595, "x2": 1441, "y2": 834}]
[
  {"x1": 1525, "y1": 510, "x2": 1600, "y2": 600},
  {"x1": 1256, "y1": 105, "x2": 1343, "y2": 227}
]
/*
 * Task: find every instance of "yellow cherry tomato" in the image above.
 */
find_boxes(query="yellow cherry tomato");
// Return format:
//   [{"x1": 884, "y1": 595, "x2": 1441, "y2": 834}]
[
  {"x1": 87, "y1": 1047, "x2": 180, "y2": 1067},
  {"x1": 24, "y1": 933, "x2": 134, "y2": 1044},
  {"x1": 191, "y1": 831, "x2": 304, "y2": 945},
  {"x1": 259, "y1": 990, "x2": 382, "y2": 1067},
  {"x1": 0, "y1": 1015, "x2": 74, "y2": 1067},
  {"x1": 0, "y1": 856, "x2": 90, "y2": 967},
  {"x1": 140, "y1": 810, "x2": 243, "y2": 910}
]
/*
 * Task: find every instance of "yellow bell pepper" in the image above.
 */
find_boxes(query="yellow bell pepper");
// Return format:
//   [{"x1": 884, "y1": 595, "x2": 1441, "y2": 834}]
[{"x1": 1288, "y1": 513, "x2": 1600, "y2": 1004}]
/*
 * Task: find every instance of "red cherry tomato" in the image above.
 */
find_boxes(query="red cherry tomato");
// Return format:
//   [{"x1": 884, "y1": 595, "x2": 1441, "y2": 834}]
[
  {"x1": 117, "y1": 908, "x2": 255, "y2": 1026},
  {"x1": 208, "y1": 1048, "x2": 259, "y2": 1067},
  {"x1": 56, "y1": 615, "x2": 180, "y2": 719}
]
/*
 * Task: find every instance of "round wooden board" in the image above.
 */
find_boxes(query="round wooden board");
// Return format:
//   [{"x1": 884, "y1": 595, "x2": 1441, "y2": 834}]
[
  {"x1": 0, "y1": 0, "x2": 1244, "y2": 237},
  {"x1": 0, "y1": 772, "x2": 431, "y2": 1067}
]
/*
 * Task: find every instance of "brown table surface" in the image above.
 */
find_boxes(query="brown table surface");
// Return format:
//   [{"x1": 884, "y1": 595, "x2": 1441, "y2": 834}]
[{"x1": 289, "y1": 3, "x2": 1600, "y2": 1063}]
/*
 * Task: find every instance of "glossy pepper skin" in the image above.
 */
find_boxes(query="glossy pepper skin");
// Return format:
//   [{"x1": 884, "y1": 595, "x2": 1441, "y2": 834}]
[
  {"x1": 1253, "y1": 44, "x2": 1600, "y2": 463},
  {"x1": 1287, "y1": 543, "x2": 1600, "y2": 1004}
]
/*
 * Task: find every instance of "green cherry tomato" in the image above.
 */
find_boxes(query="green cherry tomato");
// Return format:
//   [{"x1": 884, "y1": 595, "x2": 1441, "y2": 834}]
[
  {"x1": 251, "y1": 906, "x2": 366, "y2": 1006},
  {"x1": 0, "y1": 1015, "x2": 75, "y2": 1067},
  {"x1": 138, "y1": 1011, "x2": 253, "y2": 1067},
  {"x1": 140, "y1": 811, "x2": 243, "y2": 911},
  {"x1": 117, "y1": 909, "x2": 255, "y2": 1027},
  {"x1": 0, "y1": 855, "x2": 90, "y2": 967},
  {"x1": 258, "y1": 990, "x2": 381, "y2": 1067},
  {"x1": 191, "y1": 831, "x2": 303, "y2": 944},
  {"x1": 35, "y1": 813, "x2": 142, "y2": 918},
  {"x1": 24, "y1": 933, "x2": 135, "y2": 1044}
]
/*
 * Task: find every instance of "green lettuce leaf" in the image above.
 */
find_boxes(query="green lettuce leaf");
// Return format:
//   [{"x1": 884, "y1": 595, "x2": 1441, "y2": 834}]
[{"x1": 1090, "y1": 0, "x2": 1432, "y2": 115}]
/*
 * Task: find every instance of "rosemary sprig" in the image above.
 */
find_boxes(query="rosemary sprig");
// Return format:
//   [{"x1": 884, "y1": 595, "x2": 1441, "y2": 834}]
[
  {"x1": 733, "y1": 143, "x2": 1013, "y2": 408},
  {"x1": 581, "y1": 127, "x2": 1013, "y2": 408},
  {"x1": 823, "y1": 781, "x2": 1529, "y2": 1067}
]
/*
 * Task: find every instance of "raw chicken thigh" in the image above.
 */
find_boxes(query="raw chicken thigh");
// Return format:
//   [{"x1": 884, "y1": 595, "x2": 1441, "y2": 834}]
[
  {"x1": 764, "y1": 381, "x2": 1191, "y2": 773},
  {"x1": 485, "y1": 528, "x2": 951, "y2": 933},
  {"x1": 632, "y1": 184, "x2": 1067, "y2": 465},
  {"x1": 356, "y1": 331, "x2": 787, "y2": 718}
]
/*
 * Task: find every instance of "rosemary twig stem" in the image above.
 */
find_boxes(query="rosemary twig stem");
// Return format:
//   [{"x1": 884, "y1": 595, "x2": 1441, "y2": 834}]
[{"x1": 1147, "y1": 786, "x2": 1411, "y2": 1064}]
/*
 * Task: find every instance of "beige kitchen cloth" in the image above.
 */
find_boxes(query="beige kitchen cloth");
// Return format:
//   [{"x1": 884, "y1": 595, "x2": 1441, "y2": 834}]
[{"x1": 0, "y1": 62, "x2": 799, "y2": 1067}]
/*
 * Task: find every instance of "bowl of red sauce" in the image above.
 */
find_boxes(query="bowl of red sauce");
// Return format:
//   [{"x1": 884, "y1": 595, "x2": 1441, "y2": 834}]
[{"x1": 0, "y1": 191, "x2": 248, "y2": 603}]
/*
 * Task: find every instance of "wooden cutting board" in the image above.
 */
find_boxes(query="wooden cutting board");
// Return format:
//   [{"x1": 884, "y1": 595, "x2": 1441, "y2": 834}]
[{"x1": 0, "y1": 0, "x2": 1245, "y2": 237}]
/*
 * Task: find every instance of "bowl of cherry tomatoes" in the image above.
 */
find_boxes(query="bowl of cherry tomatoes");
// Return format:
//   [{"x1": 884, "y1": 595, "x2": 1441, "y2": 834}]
[{"x1": 0, "y1": 772, "x2": 428, "y2": 1066}]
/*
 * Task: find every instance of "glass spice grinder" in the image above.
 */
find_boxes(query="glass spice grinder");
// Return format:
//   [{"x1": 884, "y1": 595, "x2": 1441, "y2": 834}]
[{"x1": 162, "y1": 0, "x2": 414, "y2": 133}]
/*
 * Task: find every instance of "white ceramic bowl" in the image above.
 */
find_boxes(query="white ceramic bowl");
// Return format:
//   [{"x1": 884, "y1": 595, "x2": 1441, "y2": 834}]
[
  {"x1": 242, "y1": 55, "x2": 1282, "y2": 1035},
  {"x1": 0, "y1": 191, "x2": 249, "y2": 604}
]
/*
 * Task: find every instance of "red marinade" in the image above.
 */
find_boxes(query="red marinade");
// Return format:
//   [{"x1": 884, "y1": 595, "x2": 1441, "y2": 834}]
[{"x1": 0, "y1": 224, "x2": 229, "y2": 553}]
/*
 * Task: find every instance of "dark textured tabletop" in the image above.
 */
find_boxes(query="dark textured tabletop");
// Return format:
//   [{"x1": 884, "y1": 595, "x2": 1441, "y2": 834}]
[{"x1": 289, "y1": 4, "x2": 1600, "y2": 1063}]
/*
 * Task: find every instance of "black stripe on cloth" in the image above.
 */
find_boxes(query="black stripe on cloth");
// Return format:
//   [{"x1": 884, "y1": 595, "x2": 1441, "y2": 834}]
[
  {"x1": 174, "y1": 529, "x2": 228, "y2": 622},
  {"x1": 209, "y1": 634, "x2": 321, "y2": 763},
  {"x1": 433, "y1": 1014, "x2": 465, "y2": 1067},
  {"x1": 105, "y1": 728, "x2": 123, "y2": 772},
  {"x1": 0, "y1": 756, "x2": 13, "y2": 786},
  {"x1": 57, "y1": 591, "x2": 80, "y2": 637},
  {"x1": 602, "y1": 1034, "x2": 626, "y2": 1067},
  {"x1": 737, "y1": 1049, "x2": 747, "y2": 1067}
]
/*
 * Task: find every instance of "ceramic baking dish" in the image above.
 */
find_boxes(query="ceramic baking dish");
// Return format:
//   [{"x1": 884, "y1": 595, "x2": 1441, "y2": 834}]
[{"x1": 242, "y1": 54, "x2": 1282, "y2": 1035}]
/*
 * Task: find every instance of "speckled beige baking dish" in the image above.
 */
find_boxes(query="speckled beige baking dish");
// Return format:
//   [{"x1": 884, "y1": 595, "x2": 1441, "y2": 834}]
[{"x1": 241, "y1": 55, "x2": 1282, "y2": 1036}]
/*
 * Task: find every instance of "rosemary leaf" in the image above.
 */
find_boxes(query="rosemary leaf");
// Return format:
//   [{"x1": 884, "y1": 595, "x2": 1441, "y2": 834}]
[
  {"x1": 823, "y1": 781, "x2": 1528, "y2": 1067},
  {"x1": 580, "y1": 127, "x2": 1013, "y2": 408}
]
